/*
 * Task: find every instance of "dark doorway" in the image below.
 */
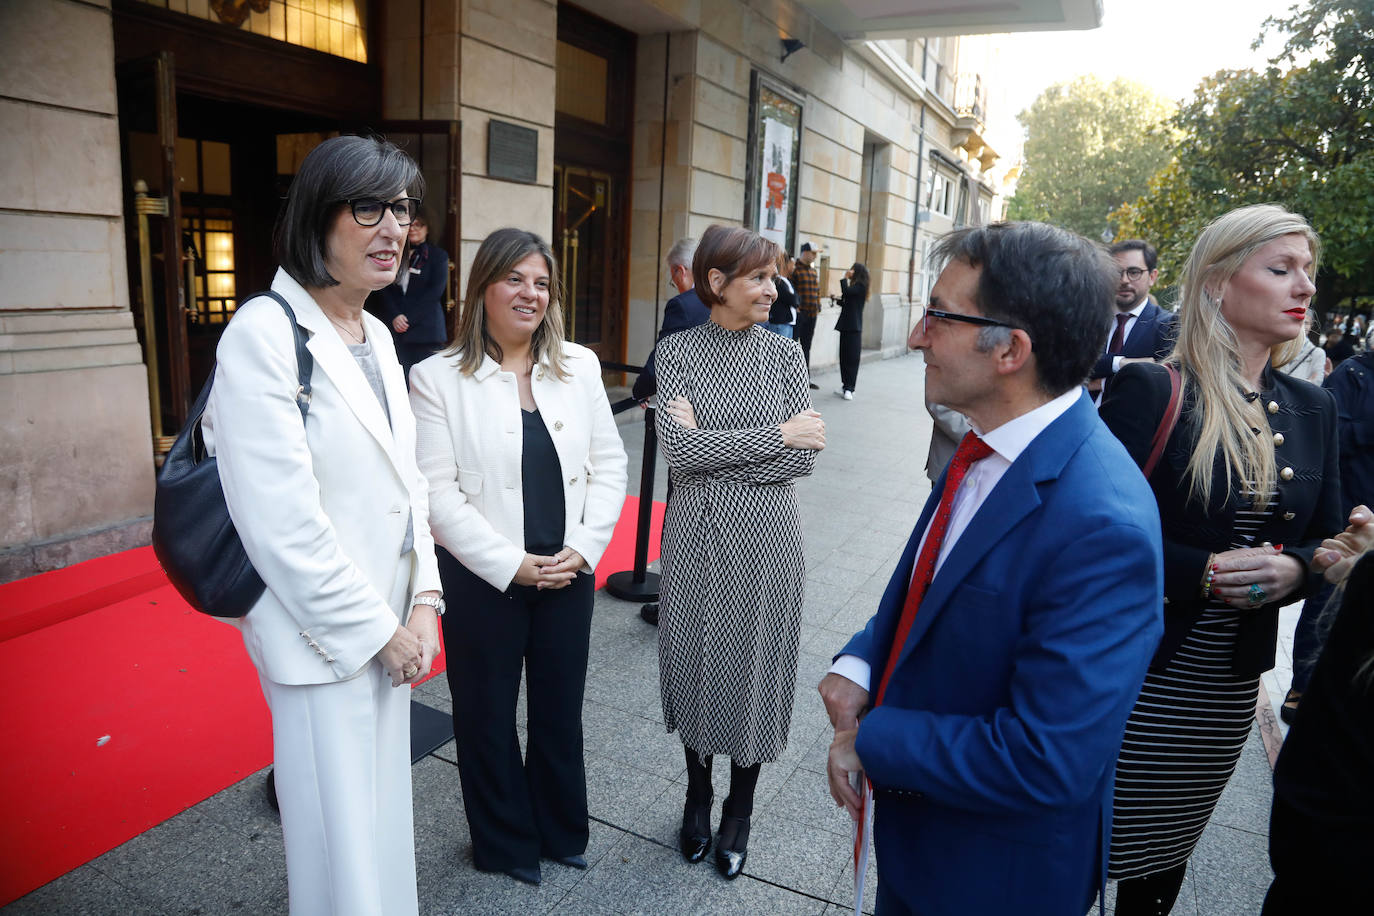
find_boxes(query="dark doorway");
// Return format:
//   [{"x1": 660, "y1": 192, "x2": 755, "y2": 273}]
[{"x1": 554, "y1": 4, "x2": 635, "y2": 362}]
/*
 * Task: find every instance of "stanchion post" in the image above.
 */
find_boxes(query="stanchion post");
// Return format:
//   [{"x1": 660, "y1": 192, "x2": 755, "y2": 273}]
[{"x1": 605, "y1": 407, "x2": 662, "y2": 601}]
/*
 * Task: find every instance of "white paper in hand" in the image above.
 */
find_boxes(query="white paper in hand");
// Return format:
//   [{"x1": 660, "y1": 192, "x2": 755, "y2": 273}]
[{"x1": 850, "y1": 772, "x2": 874, "y2": 915}]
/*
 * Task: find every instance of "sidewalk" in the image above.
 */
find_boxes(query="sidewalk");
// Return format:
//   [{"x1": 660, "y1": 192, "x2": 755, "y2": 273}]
[{"x1": 6, "y1": 354, "x2": 1279, "y2": 915}]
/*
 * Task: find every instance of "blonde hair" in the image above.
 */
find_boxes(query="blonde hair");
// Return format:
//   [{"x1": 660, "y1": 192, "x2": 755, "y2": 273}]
[
  {"x1": 442, "y1": 228, "x2": 570, "y2": 380},
  {"x1": 1169, "y1": 204, "x2": 1320, "y2": 509}
]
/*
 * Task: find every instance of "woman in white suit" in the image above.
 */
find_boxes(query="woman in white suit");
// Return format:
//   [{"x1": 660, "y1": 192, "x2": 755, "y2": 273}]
[
  {"x1": 409, "y1": 228, "x2": 627, "y2": 886},
  {"x1": 204, "y1": 135, "x2": 442, "y2": 916}
]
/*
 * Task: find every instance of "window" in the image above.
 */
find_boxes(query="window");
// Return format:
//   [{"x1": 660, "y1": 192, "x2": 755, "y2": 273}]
[{"x1": 138, "y1": 0, "x2": 369, "y2": 63}]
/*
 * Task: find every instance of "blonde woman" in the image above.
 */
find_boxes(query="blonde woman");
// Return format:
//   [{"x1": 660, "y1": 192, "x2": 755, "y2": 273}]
[
  {"x1": 409, "y1": 228, "x2": 627, "y2": 886},
  {"x1": 1100, "y1": 204, "x2": 1342, "y2": 915}
]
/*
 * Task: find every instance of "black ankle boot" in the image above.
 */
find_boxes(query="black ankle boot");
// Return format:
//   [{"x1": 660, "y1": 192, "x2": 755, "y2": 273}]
[
  {"x1": 714, "y1": 814, "x2": 750, "y2": 879},
  {"x1": 679, "y1": 789, "x2": 713, "y2": 863}
]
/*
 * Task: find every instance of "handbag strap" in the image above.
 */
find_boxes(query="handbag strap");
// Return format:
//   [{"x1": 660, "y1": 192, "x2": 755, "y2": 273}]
[
  {"x1": 1142, "y1": 364, "x2": 1182, "y2": 478},
  {"x1": 188, "y1": 290, "x2": 314, "y2": 456},
  {"x1": 259, "y1": 290, "x2": 314, "y2": 418}
]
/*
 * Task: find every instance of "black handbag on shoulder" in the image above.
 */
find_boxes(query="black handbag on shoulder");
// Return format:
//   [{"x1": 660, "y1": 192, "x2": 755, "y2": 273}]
[{"x1": 152, "y1": 291, "x2": 314, "y2": 618}]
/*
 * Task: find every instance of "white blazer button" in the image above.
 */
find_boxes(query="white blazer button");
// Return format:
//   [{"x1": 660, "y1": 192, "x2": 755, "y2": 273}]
[
  {"x1": 1267, "y1": 400, "x2": 1279, "y2": 414},
  {"x1": 1273, "y1": 432, "x2": 1284, "y2": 446},
  {"x1": 1282, "y1": 511, "x2": 1295, "y2": 520},
  {"x1": 1279, "y1": 467, "x2": 1294, "y2": 481}
]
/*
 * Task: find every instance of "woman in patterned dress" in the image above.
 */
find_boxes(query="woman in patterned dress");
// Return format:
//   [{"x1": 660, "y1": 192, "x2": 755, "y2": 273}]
[
  {"x1": 654, "y1": 224, "x2": 826, "y2": 880},
  {"x1": 1100, "y1": 204, "x2": 1342, "y2": 915}
]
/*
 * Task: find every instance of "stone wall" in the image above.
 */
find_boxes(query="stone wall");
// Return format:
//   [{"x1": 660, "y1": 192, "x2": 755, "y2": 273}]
[{"x1": 0, "y1": 0, "x2": 155, "y2": 582}]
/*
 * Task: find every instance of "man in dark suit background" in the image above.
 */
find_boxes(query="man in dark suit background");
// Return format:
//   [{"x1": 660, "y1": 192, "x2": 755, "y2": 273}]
[
  {"x1": 633, "y1": 236, "x2": 708, "y2": 626},
  {"x1": 819, "y1": 222, "x2": 1163, "y2": 916},
  {"x1": 378, "y1": 211, "x2": 450, "y2": 382},
  {"x1": 631, "y1": 236, "x2": 708, "y2": 402},
  {"x1": 1088, "y1": 239, "x2": 1178, "y2": 401}
]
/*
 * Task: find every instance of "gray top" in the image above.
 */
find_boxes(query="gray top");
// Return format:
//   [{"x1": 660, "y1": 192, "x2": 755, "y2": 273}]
[{"x1": 348, "y1": 339, "x2": 414, "y2": 556}]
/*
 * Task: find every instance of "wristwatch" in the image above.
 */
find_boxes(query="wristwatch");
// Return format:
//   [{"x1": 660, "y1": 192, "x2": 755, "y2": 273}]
[{"x1": 413, "y1": 594, "x2": 446, "y2": 616}]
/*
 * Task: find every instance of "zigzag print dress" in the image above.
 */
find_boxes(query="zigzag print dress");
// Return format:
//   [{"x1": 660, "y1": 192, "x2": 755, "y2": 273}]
[{"x1": 654, "y1": 320, "x2": 818, "y2": 765}]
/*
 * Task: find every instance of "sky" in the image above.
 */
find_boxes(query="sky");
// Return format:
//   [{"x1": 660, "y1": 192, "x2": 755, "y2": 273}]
[{"x1": 990, "y1": 0, "x2": 1303, "y2": 152}]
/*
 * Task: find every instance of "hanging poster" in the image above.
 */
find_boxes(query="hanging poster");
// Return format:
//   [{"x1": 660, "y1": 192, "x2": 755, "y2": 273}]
[{"x1": 745, "y1": 73, "x2": 804, "y2": 253}]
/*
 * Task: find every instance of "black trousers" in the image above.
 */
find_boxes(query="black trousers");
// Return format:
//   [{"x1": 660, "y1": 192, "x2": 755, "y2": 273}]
[
  {"x1": 838, "y1": 330, "x2": 862, "y2": 392},
  {"x1": 437, "y1": 547, "x2": 594, "y2": 871},
  {"x1": 795, "y1": 312, "x2": 818, "y2": 369}
]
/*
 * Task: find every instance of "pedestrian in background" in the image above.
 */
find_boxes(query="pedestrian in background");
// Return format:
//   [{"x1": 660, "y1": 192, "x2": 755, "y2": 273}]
[
  {"x1": 409, "y1": 227, "x2": 628, "y2": 887},
  {"x1": 379, "y1": 209, "x2": 449, "y2": 382},
  {"x1": 204, "y1": 134, "x2": 441, "y2": 916},
  {"x1": 834, "y1": 261, "x2": 868, "y2": 399},
  {"x1": 1100, "y1": 204, "x2": 1342, "y2": 916},
  {"x1": 654, "y1": 224, "x2": 824, "y2": 880},
  {"x1": 791, "y1": 242, "x2": 821, "y2": 388},
  {"x1": 766, "y1": 251, "x2": 798, "y2": 338}
]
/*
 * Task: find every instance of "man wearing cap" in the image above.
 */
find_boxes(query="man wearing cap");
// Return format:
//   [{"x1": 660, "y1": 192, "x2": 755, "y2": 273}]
[{"x1": 792, "y1": 243, "x2": 822, "y2": 389}]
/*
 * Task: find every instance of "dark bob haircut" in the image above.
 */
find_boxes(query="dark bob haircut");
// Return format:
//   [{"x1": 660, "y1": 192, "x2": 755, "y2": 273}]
[
  {"x1": 693, "y1": 224, "x2": 781, "y2": 307},
  {"x1": 933, "y1": 221, "x2": 1116, "y2": 396},
  {"x1": 275, "y1": 135, "x2": 424, "y2": 288},
  {"x1": 1108, "y1": 238, "x2": 1158, "y2": 271}
]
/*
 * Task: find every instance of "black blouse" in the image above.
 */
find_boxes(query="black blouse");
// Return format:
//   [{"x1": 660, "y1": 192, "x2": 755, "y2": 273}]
[{"x1": 521, "y1": 408, "x2": 565, "y2": 556}]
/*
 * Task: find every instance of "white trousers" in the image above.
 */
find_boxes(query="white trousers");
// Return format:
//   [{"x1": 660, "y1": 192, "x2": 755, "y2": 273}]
[{"x1": 257, "y1": 565, "x2": 417, "y2": 916}]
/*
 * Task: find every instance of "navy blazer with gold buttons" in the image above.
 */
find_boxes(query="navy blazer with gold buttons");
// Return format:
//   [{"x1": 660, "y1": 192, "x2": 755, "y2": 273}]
[{"x1": 1101, "y1": 361, "x2": 1343, "y2": 678}]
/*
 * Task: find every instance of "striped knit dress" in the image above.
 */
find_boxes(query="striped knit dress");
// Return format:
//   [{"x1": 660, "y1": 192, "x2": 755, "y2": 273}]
[{"x1": 1108, "y1": 488, "x2": 1276, "y2": 879}]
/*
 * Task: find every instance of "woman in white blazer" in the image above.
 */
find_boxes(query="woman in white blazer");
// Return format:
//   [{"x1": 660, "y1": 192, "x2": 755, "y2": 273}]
[
  {"x1": 409, "y1": 228, "x2": 627, "y2": 886},
  {"x1": 203, "y1": 136, "x2": 442, "y2": 916}
]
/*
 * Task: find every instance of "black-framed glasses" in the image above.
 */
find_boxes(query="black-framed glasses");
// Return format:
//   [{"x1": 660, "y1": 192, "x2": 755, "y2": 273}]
[
  {"x1": 346, "y1": 198, "x2": 421, "y2": 227},
  {"x1": 1118, "y1": 266, "x2": 1148, "y2": 280},
  {"x1": 915, "y1": 305, "x2": 1018, "y2": 336}
]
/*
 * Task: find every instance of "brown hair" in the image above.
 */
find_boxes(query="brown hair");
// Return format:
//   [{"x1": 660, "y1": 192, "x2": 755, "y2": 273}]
[
  {"x1": 441, "y1": 228, "x2": 569, "y2": 380},
  {"x1": 693, "y1": 224, "x2": 782, "y2": 307}
]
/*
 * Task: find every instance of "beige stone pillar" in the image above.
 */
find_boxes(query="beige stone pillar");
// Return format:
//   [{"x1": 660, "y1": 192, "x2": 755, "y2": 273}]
[{"x1": 0, "y1": 0, "x2": 156, "y2": 582}]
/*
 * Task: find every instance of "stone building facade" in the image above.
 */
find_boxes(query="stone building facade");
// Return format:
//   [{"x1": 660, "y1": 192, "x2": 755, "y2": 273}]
[{"x1": 0, "y1": 0, "x2": 1094, "y2": 580}]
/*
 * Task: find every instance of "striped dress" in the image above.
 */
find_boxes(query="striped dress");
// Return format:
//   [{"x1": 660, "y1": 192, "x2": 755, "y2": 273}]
[{"x1": 1109, "y1": 488, "x2": 1276, "y2": 879}]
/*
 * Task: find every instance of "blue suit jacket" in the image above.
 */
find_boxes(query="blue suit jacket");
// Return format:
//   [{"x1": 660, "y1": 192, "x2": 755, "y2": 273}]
[
  {"x1": 632, "y1": 287, "x2": 710, "y2": 401},
  {"x1": 841, "y1": 392, "x2": 1163, "y2": 916},
  {"x1": 378, "y1": 243, "x2": 450, "y2": 346},
  {"x1": 1090, "y1": 300, "x2": 1178, "y2": 380}
]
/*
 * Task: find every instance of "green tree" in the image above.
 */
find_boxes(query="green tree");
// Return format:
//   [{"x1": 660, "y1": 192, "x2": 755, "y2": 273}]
[
  {"x1": 1114, "y1": 0, "x2": 1374, "y2": 308},
  {"x1": 1006, "y1": 76, "x2": 1176, "y2": 240}
]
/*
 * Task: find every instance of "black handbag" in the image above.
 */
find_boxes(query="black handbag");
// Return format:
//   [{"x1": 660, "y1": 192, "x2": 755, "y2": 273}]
[{"x1": 152, "y1": 291, "x2": 314, "y2": 618}]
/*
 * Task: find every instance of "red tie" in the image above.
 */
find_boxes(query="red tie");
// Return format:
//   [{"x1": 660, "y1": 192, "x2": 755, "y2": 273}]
[
  {"x1": 1108, "y1": 313, "x2": 1131, "y2": 355},
  {"x1": 874, "y1": 432, "x2": 994, "y2": 706}
]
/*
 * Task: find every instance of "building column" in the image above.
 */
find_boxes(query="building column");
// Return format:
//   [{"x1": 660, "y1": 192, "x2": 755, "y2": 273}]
[{"x1": 0, "y1": 0, "x2": 156, "y2": 582}]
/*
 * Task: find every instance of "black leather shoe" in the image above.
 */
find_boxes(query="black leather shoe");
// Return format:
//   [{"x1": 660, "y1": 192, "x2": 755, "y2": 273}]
[
  {"x1": 504, "y1": 865, "x2": 542, "y2": 886},
  {"x1": 640, "y1": 603, "x2": 659, "y2": 625},
  {"x1": 552, "y1": 854, "x2": 586, "y2": 869},
  {"x1": 714, "y1": 815, "x2": 749, "y2": 879},
  {"x1": 808, "y1": 381, "x2": 820, "y2": 390},
  {"x1": 680, "y1": 792, "x2": 713, "y2": 863}
]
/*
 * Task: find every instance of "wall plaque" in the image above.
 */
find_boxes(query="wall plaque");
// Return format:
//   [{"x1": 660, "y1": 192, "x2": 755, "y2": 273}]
[{"x1": 488, "y1": 121, "x2": 539, "y2": 184}]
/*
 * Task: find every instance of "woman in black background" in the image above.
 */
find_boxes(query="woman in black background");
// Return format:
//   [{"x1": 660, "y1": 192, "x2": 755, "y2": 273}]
[{"x1": 835, "y1": 262, "x2": 867, "y2": 400}]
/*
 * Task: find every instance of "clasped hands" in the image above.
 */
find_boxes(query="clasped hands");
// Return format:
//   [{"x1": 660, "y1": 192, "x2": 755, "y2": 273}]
[
  {"x1": 378, "y1": 591, "x2": 442, "y2": 687},
  {"x1": 819, "y1": 672, "x2": 870, "y2": 823},
  {"x1": 513, "y1": 547, "x2": 585, "y2": 590},
  {"x1": 663, "y1": 396, "x2": 826, "y2": 451},
  {"x1": 1208, "y1": 544, "x2": 1304, "y2": 608}
]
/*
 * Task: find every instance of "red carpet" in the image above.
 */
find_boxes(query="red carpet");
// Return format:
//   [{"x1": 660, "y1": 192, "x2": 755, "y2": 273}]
[{"x1": 0, "y1": 495, "x2": 663, "y2": 906}]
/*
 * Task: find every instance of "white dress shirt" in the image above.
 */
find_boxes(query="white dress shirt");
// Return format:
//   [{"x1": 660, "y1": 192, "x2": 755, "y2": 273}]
[
  {"x1": 1107, "y1": 299, "x2": 1147, "y2": 373},
  {"x1": 829, "y1": 388, "x2": 1081, "y2": 690}
]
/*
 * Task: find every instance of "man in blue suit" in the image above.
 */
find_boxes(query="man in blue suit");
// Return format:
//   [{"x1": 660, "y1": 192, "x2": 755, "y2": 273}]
[
  {"x1": 1087, "y1": 239, "x2": 1178, "y2": 401},
  {"x1": 820, "y1": 222, "x2": 1164, "y2": 916},
  {"x1": 633, "y1": 237, "x2": 710, "y2": 626},
  {"x1": 631, "y1": 237, "x2": 710, "y2": 402}
]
